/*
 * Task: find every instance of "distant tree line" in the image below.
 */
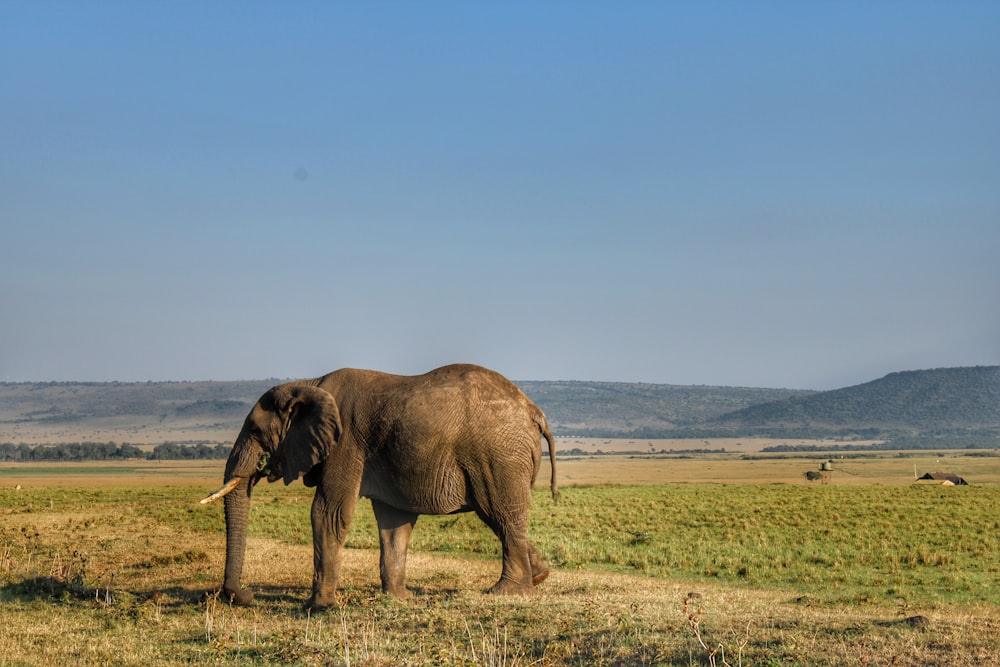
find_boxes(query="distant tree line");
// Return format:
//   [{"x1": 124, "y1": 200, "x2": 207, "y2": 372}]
[
  {"x1": 557, "y1": 447, "x2": 728, "y2": 457},
  {"x1": 0, "y1": 442, "x2": 230, "y2": 461},
  {"x1": 762, "y1": 433, "x2": 1000, "y2": 453}
]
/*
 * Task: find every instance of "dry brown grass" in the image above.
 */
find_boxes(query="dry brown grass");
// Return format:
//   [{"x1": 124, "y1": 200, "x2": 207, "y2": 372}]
[
  {"x1": 3, "y1": 453, "x2": 1000, "y2": 665},
  {"x1": 4, "y1": 509, "x2": 999, "y2": 666},
  {"x1": 547, "y1": 451, "x2": 1000, "y2": 486},
  {"x1": 554, "y1": 437, "x2": 885, "y2": 455},
  {"x1": 0, "y1": 460, "x2": 222, "y2": 487},
  {"x1": 4, "y1": 447, "x2": 998, "y2": 489}
]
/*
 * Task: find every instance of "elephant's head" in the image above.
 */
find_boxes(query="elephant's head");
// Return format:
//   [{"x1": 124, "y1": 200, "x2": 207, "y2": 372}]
[{"x1": 200, "y1": 383, "x2": 342, "y2": 605}]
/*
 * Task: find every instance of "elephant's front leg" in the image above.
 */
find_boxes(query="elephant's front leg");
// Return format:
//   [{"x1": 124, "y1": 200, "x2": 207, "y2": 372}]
[
  {"x1": 308, "y1": 490, "x2": 358, "y2": 610},
  {"x1": 371, "y1": 500, "x2": 418, "y2": 598}
]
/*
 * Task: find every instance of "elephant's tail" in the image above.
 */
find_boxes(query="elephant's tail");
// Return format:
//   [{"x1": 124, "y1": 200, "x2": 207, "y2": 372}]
[{"x1": 534, "y1": 410, "x2": 559, "y2": 502}]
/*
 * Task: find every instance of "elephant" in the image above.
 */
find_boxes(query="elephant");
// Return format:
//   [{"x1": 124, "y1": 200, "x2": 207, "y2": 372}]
[{"x1": 200, "y1": 363, "x2": 558, "y2": 609}]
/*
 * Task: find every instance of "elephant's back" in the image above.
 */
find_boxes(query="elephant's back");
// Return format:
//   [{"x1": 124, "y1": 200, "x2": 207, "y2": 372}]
[
  {"x1": 322, "y1": 363, "x2": 526, "y2": 395},
  {"x1": 414, "y1": 363, "x2": 514, "y2": 389},
  {"x1": 330, "y1": 362, "x2": 543, "y2": 446},
  {"x1": 408, "y1": 365, "x2": 536, "y2": 420}
]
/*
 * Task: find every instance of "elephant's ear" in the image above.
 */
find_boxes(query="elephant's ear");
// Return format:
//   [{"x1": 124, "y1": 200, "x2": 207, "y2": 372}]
[{"x1": 271, "y1": 385, "x2": 342, "y2": 486}]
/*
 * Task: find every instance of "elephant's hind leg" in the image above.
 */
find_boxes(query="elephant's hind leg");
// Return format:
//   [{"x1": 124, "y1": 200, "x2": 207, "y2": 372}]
[
  {"x1": 372, "y1": 500, "x2": 418, "y2": 598},
  {"x1": 475, "y1": 510, "x2": 535, "y2": 595}
]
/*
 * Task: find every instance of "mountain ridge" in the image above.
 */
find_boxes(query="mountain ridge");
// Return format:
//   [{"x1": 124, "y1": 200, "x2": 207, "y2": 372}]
[
  {"x1": 1, "y1": 366, "x2": 996, "y2": 447},
  {"x1": 700, "y1": 365, "x2": 999, "y2": 444}
]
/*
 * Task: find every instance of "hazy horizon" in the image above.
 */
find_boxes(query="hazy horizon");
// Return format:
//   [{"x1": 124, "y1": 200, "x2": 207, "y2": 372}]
[{"x1": 2, "y1": 363, "x2": 997, "y2": 393}]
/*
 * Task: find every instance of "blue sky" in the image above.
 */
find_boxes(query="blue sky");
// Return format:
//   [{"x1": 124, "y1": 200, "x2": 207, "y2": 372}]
[{"x1": 2, "y1": 2, "x2": 997, "y2": 389}]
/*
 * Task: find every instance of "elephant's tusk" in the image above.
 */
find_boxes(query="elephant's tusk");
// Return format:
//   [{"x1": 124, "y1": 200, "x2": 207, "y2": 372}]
[{"x1": 199, "y1": 477, "x2": 244, "y2": 505}]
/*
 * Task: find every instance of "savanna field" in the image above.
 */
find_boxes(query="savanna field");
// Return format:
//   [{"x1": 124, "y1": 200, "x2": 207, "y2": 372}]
[{"x1": 2, "y1": 453, "x2": 999, "y2": 666}]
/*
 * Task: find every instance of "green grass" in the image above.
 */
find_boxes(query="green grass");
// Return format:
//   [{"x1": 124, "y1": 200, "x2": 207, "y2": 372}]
[
  {"x1": 113, "y1": 481, "x2": 1000, "y2": 607},
  {"x1": 538, "y1": 484, "x2": 998, "y2": 606},
  {"x1": 3, "y1": 480, "x2": 1000, "y2": 665}
]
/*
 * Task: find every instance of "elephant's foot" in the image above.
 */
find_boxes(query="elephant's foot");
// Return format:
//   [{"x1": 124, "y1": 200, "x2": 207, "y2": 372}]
[
  {"x1": 305, "y1": 591, "x2": 338, "y2": 611},
  {"x1": 222, "y1": 584, "x2": 254, "y2": 606},
  {"x1": 382, "y1": 584, "x2": 414, "y2": 599},
  {"x1": 487, "y1": 578, "x2": 535, "y2": 595},
  {"x1": 531, "y1": 568, "x2": 550, "y2": 586}
]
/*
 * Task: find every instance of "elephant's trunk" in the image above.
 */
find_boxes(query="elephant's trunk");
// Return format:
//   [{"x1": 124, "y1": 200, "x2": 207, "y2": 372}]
[{"x1": 222, "y1": 476, "x2": 255, "y2": 605}]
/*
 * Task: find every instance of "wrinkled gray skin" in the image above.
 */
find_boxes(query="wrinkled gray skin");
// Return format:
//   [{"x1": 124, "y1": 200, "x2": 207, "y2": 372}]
[{"x1": 213, "y1": 364, "x2": 558, "y2": 609}]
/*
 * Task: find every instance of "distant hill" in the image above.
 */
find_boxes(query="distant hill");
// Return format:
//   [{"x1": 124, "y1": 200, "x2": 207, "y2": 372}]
[
  {"x1": 0, "y1": 378, "x2": 808, "y2": 444},
  {"x1": 1, "y1": 366, "x2": 997, "y2": 448},
  {"x1": 0, "y1": 380, "x2": 279, "y2": 446},
  {"x1": 518, "y1": 381, "x2": 811, "y2": 436},
  {"x1": 704, "y1": 366, "x2": 1000, "y2": 445},
  {"x1": 0, "y1": 380, "x2": 277, "y2": 424}
]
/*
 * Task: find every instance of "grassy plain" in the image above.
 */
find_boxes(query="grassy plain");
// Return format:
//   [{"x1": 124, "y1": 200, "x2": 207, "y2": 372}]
[{"x1": 2, "y1": 451, "x2": 1000, "y2": 665}]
